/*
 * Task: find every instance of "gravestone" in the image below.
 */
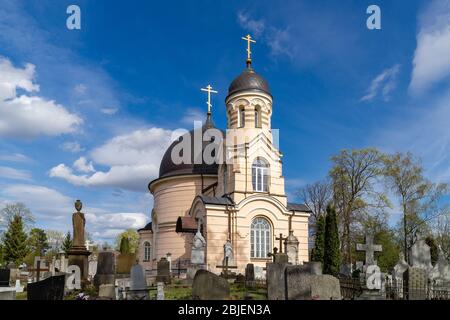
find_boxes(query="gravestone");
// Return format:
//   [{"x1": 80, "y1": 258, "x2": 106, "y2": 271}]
[
  {"x1": 66, "y1": 265, "x2": 81, "y2": 290},
  {"x1": 356, "y1": 233, "x2": 382, "y2": 266},
  {"x1": 0, "y1": 269, "x2": 10, "y2": 287},
  {"x1": 156, "y1": 257, "x2": 171, "y2": 284},
  {"x1": 273, "y1": 253, "x2": 289, "y2": 264},
  {"x1": 285, "y1": 230, "x2": 299, "y2": 265},
  {"x1": 15, "y1": 279, "x2": 24, "y2": 293},
  {"x1": 266, "y1": 263, "x2": 288, "y2": 300},
  {"x1": 99, "y1": 284, "x2": 116, "y2": 300},
  {"x1": 157, "y1": 282, "x2": 165, "y2": 300},
  {"x1": 245, "y1": 264, "x2": 255, "y2": 289},
  {"x1": 285, "y1": 265, "x2": 341, "y2": 300},
  {"x1": 405, "y1": 267, "x2": 428, "y2": 300},
  {"x1": 429, "y1": 248, "x2": 450, "y2": 285},
  {"x1": 393, "y1": 252, "x2": 409, "y2": 298},
  {"x1": 128, "y1": 264, "x2": 148, "y2": 300},
  {"x1": 93, "y1": 251, "x2": 115, "y2": 289},
  {"x1": 409, "y1": 240, "x2": 432, "y2": 271},
  {"x1": 88, "y1": 260, "x2": 98, "y2": 279},
  {"x1": 254, "y1": 266, "x2": 264, "y2": 279},
  {"x1": 27, "y1": 274, "x2": 65, "y2": 300},
  {"x1": 116, "y1": 253, "x2": 136, "y2": 274},
  {"x1": 192, "y1": 270, "x2": 230, "y2": 300}
]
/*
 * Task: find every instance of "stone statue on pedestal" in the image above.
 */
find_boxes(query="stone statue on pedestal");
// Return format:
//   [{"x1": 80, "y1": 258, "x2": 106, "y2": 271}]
[
  {"x1": 68, "y1": 200, "x2": 91, "y2": 285},
  {"x1": 191, "y1": 223, "x2": 206, "y2": 265}
]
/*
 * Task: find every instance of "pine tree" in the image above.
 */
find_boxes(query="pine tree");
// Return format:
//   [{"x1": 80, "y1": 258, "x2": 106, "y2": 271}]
[
  {"x1": 62, "y1": 232, "x2": 73, "y2": 256},
  {"x1": 2, "y1": 215, "x2": 29, "y2": 265},
  {"x1": 119, "y1": 236, "x2": 130, "y2": 254},
  {"x1": 312, "y1": 215, "x2": 326, "y2": 264},
  {"x1": 323, "y1": 205, "x2": 341, "y2": 276},
  {"x1": 28, "y1": 228, "x2": 49, "y2": 256}
]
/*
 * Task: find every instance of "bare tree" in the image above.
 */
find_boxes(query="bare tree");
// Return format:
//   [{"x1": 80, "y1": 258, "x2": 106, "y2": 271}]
[
  {"x1": 298, "y1": 179, "x2": 332, "y2": 230},
  {"x1": 0, "y1": 202, "x2": 35, "y2": 231},
  {"x1": 330, "y1": 148, "x2": 387, "y2": 265},
  {"x1": 384, "y1": 152, "x2": 449, "y2": 263}
]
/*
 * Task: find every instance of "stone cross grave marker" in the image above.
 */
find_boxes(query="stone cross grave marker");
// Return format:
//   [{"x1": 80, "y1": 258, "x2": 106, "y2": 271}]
[
  {"x1": 356, "y1": 233, "x2": 382, "y2": 266},
  {"x1": 216, "y1": 257, "x2": 237, "y2": 279},
  {"x1": 275, "y1": 233, "x2": 288, "y2": 253},
  {"x1": 29, "y1": 260, "x2": 49, "y2": 282}
]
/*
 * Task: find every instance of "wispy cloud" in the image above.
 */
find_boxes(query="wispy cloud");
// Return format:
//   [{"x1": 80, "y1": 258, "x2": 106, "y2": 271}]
[
  {"x1": 60, "y1": 141, "x2": 84, "y2": 153},
  {"x1": 360, "y1": 65, "x2": 400, "y2": 102},
  {"x1": 181, "y1": 108, "x2": 204, "y2": 125},
  {"x1": 410, "y1": 0, "x2": 450, "y2": 94},
  {"x1": 0, "y1": 153, "x2": 31, "y2": 163},
  {"x1": 0, "y1": 166, "x2": 32, "y2": 181}
]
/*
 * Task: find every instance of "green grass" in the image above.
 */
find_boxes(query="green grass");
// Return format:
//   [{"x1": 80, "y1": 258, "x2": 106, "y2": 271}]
[{"x1": 148, "y1": 283, "x2": 267, "y2": 300}]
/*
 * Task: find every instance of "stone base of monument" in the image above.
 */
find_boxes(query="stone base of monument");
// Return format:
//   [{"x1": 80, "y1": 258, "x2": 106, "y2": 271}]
[
  {"x1": 68, "y1": 247, "x2": 91, "y2": 285},
  {"x1": 356, "y1": 289, "x2": 385, "y2": 300}
]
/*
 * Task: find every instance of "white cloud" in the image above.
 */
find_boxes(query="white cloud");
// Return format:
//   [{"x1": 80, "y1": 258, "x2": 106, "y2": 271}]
[
  {"x1": 74, "y1": 84, "x2": 87, "y2": 95},
  {"x1": 360, "y1": 65, "x2": 400, "y2": 102},
  {"x1": 237, "y1": 11, "x2": 265, "y2": 37},
  {"x1": 181, "y1": 108, "x2": 204, "y2": 125},
  {"x1": 0, "y1": 153, "x2": 31, "y2": 162},
  {"x1": 60, "y1": 141, "x2": 84, "y2": 153},
  {"x1": 0, "y1": 166, "x2": 31, "y2": 181},
  {"x1": 100, "y1": 107, "x2": 118, "y2": 115},
  {"x1": 410, "y1": 0, "x2": 450, "y2": 94},
  {"x1": 0, "y1": 57, "x2": 83, "y2": 138},
  {"x1": 49, "y1": 127, "x2": 174, "y2": 191},
  {"x1": 73, "y1": 157, "x2": 95, "y2": 173}
]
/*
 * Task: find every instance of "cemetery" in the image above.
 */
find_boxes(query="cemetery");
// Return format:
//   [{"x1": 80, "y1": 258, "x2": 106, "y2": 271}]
[{"x1": 1, "y1": 199, "x2": 449, "y2": 300}]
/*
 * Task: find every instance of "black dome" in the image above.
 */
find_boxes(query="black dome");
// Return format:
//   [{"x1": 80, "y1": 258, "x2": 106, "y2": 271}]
[
  {"x1": 158, "y1": 118, "x2": 220, "y2": 179},
  {"x1": 227, "y1": 67, "x2": 271, "y2": 97}
]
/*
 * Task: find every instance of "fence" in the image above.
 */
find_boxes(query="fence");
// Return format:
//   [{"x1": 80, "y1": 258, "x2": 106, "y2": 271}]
[{"x1": 340, "y1": 275, "x2": 450, "y2": 300}]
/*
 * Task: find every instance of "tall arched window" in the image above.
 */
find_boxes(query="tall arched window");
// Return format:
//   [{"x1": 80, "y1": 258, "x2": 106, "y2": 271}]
[
  {"x1": 252, "y1": 158, "x2": 269, "y2": 192},
  {"x1": 144, "y1": 242, "x2": 151, "y2": 261},
  {"x1": 239, "y1": 107, "x2": 245, "y2": 128},
  {"x1": 250, "y1": 217, "x2": 272, "y2": 258},
  {"x1": 255, "y1": 107, "x2": 261, "y2": 128}
]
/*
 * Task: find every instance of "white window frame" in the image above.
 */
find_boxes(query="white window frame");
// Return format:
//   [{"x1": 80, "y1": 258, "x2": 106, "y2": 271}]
[
  {"x1": 250, "y1": 217, "x2": 272, "y2": 259},
  {"x1": 144, "y1": 241, "x2": 151, "y2": 261},
  {"x1": 252, "y1": 158, "x2": 269, "y2": 192}
]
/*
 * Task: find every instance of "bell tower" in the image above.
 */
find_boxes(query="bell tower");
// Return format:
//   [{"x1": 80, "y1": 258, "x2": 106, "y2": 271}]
[{"x1": 218, "y1": 35, "x2": 286, "y2": 206}]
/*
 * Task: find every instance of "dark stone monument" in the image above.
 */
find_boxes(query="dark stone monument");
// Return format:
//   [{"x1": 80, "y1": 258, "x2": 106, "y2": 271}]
[
  {"x1": 266, "y1": 262, "x2": 288, "y2": 300},
  {"x1": 0, "y1": 269, "x2": 10, "y2": 287},
  {"x1": 116, "y1": 253, "x2": 136, "y2": 274},
  {"x1": 192, "y1": 270, "x2": 230, "y2": 300},
  {"x1": 67, "y1": 200, "x2": 91, "y2": 283},
  {"x1": 93, "y1": 251, "x2": 115, "y2": 289},
  {"x1": 285, "y1": 265, "x2": 341, "y2": 300},
  {"x1": 245, "y1": 263, "x2": 255, "y2": 289},
  {"x1": 27, "y1": 274, "x2": 66, "y2": 300},
  {"x1": 156, "y1": 257, "x2": 171, "y2": 284}
]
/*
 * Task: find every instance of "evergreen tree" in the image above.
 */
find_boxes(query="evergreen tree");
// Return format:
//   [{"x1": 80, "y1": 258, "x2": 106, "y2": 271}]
[
  {"x1": 323, "y1": 205, "x2": 341, "y2": 276},
  {"x1": 62, "y1": 232, "x2": 73, "y2": 256},
  {"x1": 119, "y1": 236, "x2": 130, "y2": 254},
  {"x1": 28, "y1": 228, "x2": 49, "y2": 256},
  {"x1": 312, "y1": 215, "x2": 326, "y2": 264},
  {"x1": 2, "y1": 215, "x2": 28, "y2": 265}
]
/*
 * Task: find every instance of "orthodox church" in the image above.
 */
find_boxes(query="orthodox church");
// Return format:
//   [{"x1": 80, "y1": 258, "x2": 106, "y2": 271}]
[{"x1": 138, "y1": 36, "x2": 311, "y2": 275}]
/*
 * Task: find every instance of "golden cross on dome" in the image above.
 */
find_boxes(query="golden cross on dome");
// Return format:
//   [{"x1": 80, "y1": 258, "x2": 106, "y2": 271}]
[
  {"x1": 241, "y1": 34, "x2": 256, "y2": 62},
  {"x1": 200, "y1": 84, "x2": 218, "y2": 115}
]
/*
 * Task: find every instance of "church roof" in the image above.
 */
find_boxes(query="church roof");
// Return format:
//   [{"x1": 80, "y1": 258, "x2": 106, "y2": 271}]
[
  {"x1": 287, "y1": 202, "x2": 312, "y2": 212},
  {"x1": 137, "y1": 222, "x2": 152, "y2": 232},
  {"x1": 227, "y1": 65, "x2": 271, "y2": 98},
  {"x1": 198, "y1": 195, "x2": 234, "y2": 206},
  {"x1": 157, "y1": 115, "x2": 220, "y2": 180}
]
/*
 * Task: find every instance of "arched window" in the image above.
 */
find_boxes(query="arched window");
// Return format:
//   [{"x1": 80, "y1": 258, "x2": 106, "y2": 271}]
[
  {"x1": 250, "y1": 217, "x2": 272, "y2": 258},
  {"x1": 255, "y1": 107, "x2": 261, "y2": 128},
  {"x1": 239, "y1": 107, "x2": 245, "y2": 128},
  {"x1": 252, "y1": 158, "x2": 269, "y2": 192},
  {"x1": 144, "y1": 242, "x2": 151, "y2": 261}
]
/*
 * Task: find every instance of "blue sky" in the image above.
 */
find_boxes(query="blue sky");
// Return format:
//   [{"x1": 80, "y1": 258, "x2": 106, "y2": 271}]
[{"x1": 1, "y1": 0, "x2": 450, "y2": 243}]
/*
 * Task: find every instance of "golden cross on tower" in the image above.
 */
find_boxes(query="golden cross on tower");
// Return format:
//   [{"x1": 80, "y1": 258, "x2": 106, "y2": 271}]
[
  {"x1": 200, "y1": 84, "x2": 218, "y2": 115},
  {"x1": 241, "y1": 34, "x2": 256, "y2": 64}
]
